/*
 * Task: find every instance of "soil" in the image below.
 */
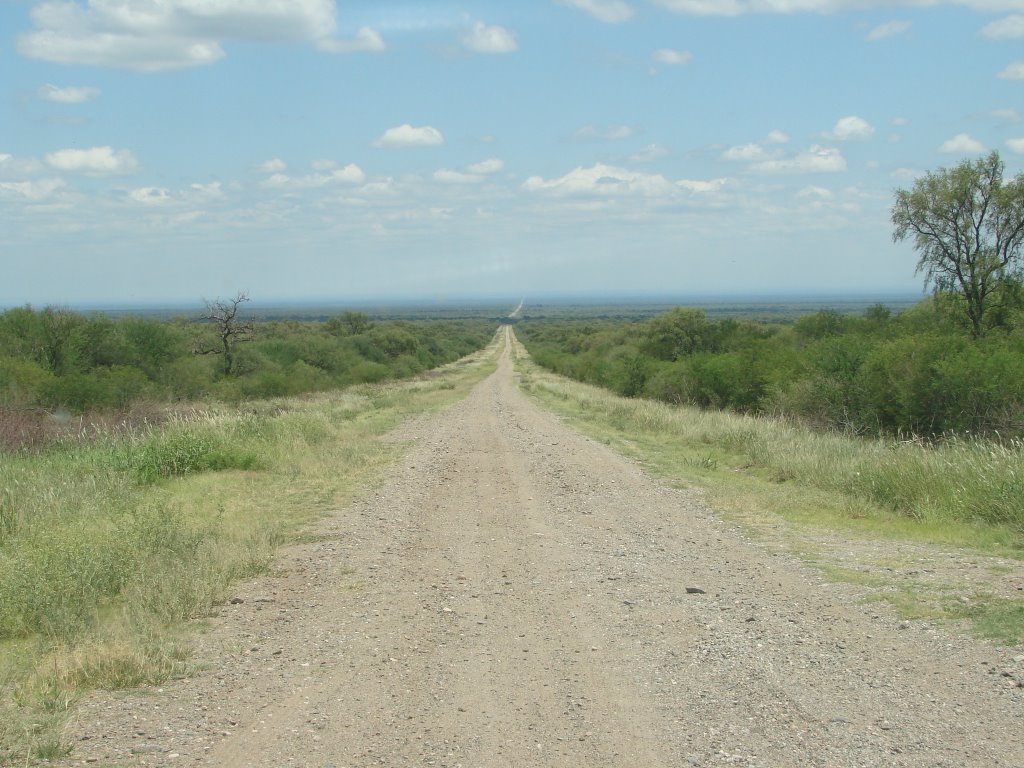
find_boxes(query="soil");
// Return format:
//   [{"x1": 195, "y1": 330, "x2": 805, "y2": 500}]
[{"x1": 59, "y1": 329, "x2": 1023, "y2": 767}]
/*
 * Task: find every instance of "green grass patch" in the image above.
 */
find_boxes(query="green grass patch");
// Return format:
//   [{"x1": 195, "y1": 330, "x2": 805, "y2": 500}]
[{"x1": 0, "y1": 335, "x2": 499, "y2": 764}]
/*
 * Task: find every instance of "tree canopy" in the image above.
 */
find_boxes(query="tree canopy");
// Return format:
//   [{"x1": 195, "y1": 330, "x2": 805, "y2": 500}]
[{"x1": 892, "y1": 151, "x2": 1024, "y2": 337}]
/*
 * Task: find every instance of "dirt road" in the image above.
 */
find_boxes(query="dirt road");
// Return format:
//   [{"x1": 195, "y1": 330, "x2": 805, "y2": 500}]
[{"x1": 66, "y1": 329, "x2": 1022, "y2": 767}]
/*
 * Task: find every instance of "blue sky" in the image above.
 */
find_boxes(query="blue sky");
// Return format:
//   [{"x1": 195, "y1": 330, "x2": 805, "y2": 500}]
[{"x1": 1, "y1": 0, "x2": 1022, "y2": 306}]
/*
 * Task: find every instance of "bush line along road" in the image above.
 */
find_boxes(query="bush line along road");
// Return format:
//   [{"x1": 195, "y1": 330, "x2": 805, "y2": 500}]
[{"x1": 53, "y1": 328, "x2": 1023, "y2": 768}]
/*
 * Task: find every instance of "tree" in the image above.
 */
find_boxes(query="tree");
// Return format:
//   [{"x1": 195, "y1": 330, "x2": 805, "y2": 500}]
[
  {"x1": 325, "y1": 310, "x2": 372, "y2": 337},
  {"x1": 195, "y1": 292, "x2": 255, "y2": 376},
  {"x1": 641, "y1": 308, "x2": 714, "y2": 361},
  {"x1": 892, "y1": 151, "x2": 1024, "y2": 337}
]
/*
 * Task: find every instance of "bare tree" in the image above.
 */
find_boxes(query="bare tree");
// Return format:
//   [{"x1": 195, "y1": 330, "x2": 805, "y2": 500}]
[{"x1": 195, "y1": 292, "x2": 255, "y2": 376}]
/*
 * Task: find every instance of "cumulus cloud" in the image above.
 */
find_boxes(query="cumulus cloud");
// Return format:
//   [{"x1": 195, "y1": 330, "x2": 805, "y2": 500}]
[
  {"x1": 45, "y1": 146, "x2": 138, "y2": 174},
  {"x1": 316, "y1": 27, "x2": 386, "y2": 54},
  {"x1": 433, "y1": 169, "x2": 485, "y2": 184},
  {"x1": 765, "y1": 129, "x2": 789, "y2": 144},
  {"x1": 38, "y1": 84, "x2": 101, "y2": 103},
  {"x1": 17, "y1": 0, "x2": 378, "y2": 71},
  {"x1": 722, "y1": 143, "x2": 769, "y2": 161},
  {"x1": 190, "y1": 181, "x2": 223, "y2": 198},
  {"x1": 260, "y1": 158, "x2": 287, "y2": 173},
  {"x1": 556, "y1": 0, "x2": 635, "y2": 23},
  {"x1": 939, "y1": 133, "x2": 986, "y2": 153},
  {"x1": 129, "y1": 186, "x2": 171, "y2": 205},
  {"x1": 982, "y1": 14, "x2": 1024, "y2": 39},
  {"x1": 572, "y1": 125, "x2": 634, "y2": 141},
  {"x1": 654, "y1": 1, "x2": 1024, "y2": 15},
  {"x1": 796, "y1": 185, "x2": 834, "y2": 199},
  {"x1": 434, "y1": 159, "x2": 504, "y2": 184},
  {"x1": 997, "y1": 61, "x2": 1024, "y2": 79},
  {"x1": 629, "y1": 143, "x2": 669, "y2": 162},
  {"x1": 653, "y1": 48, "x2": 692, "y2": 65},
  {"x1": 677, "y1": 178, "x2": 730, "y2": 193},
  {"x1": 750, "y1": 145, "x2": 847, "y2": 174},
  {"x1": 0, "y1": 178, "x2": 66, "y2": 201},
  {"x1": 866, "y1": 20, "x2": 910, "y2": 41},
  {"x1": 467, "y1": 158, "x2": 504, "y2": 174},
  {"x1": 823, "y1": 116, "x2": 875, "y2": 141},
  {"x1": 522, "y1": 163, "x2": 676, "y2": 197},
  {"x1": 262, "y1": 164, "x2": 366, "y2": 188},
  {"x1": 373, "y1": 124, "x2": 445, "y2": 148},
  {"x1": 462, "y1": 22, "x2": 517, "y2": 53},
  {"x1": 1005, "y1": 137, "x2": 1024, "y2": 153}
]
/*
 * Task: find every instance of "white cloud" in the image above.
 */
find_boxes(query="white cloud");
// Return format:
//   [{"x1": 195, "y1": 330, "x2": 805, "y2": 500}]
[
  {"x1": 523, "y1": 163, "x2": 676, "y2": 197},
  {"x1": 1006, "y1": 138, "x2": 1024, "y2": 153},
  {"x1": 572, "y1": 125, "x2": 634, "y2": 141},
  {"x1": 16, "y1": 0, "x2": 366, "y2": 71},
  {"x1": 677, "y1": 178, "x2": 730, "y2": 193},
  {"x1": 866, "y1": 20, "x2": 910, "y2": 40},
  {"x1": 750, "y1": 145, "x2": 847, "y2": 174},
  {"x1": 433, "y1": 169, "x2": 485, "y2": 184},
  {"x1": 260, "y1": 158, "x2": 287, "y2": 173},
  {"x1": 987, "y1": 108, "x2": 1021, "y2": 122},
  {"x1": 939, "y1": 133, "x2": 986, "y2": 153},
  {"x1": 129, "y1": 186, "x2": 170, "y2": 205},
  {"x1": 190, "y1": 181, "x2": 223, "y2": 198},
  {"x1": 462, "y1": 22, "x2": 517, "y2": 53},
  {"x1": 0, "y1": 178, "x2": 66, "y2": 201},
  {"x1": 262, "y1": 164, "x2": 366, "y2": 188},
  {"x1": 434, "y1": 158, "x2": 505, "y2": 184},
  {"x1": 0, "y1": 154, "x2": 43, "y2": 177},
  {"x1": 38, "y1": 84, "x2": 101, "y2": 103},
  {"x1": 982, "y1": 14, "x2": 1024, "y2": 39},
  {"x1": 467, "y1": 158, "x2": 504, "y2": 174},
  {"x1": 316, "y1": 27, "x2": 386, "y2": 54},
  {"x1": 997, "y1": 61, "x2": 1024, "y2": 79},
  {"x1": 824, "y1": 116, "x2": 875, "y2": 141},
  {"x1": 373, "y1": 124, "x2": 445, "y2": 148},
  {"x1": 796, "y1": 186, "x2": 834, "y2": 199},
  {"x1": 722, "y1": 143, "x2": 768, "y2": 161},
  {"x1": 653, "y1": 48, "x2": 692, "y2": 65},
  {"x1": 556, "y1": 0, "x2": 635, "y2": 23},
  {"x1": 45, "y1": 146, "x2": 138, "y2": 174},
  {"x1": 654, "y1": 1, "x2": 1024, "y2": 15},
  {"x1": 892, "y1": 116, "x2": 910, "y2": 126},
  {"x1": 629, "y1": 144, "x2": 669, "y2": 162},
  {"x1": 765, "y1": 129, "x2": 790, "y2": 144}
]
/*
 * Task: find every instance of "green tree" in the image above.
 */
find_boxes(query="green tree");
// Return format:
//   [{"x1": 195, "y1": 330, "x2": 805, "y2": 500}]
[
  {"x1": 892, "y1": 151, "x2": 1024, "y2": 337},
  {"x1": 642, "y1": 308, "x2": 714, "y2": 360},
  {"x1": 325, "y1": 310, "x2": 372, "y2": 337}
]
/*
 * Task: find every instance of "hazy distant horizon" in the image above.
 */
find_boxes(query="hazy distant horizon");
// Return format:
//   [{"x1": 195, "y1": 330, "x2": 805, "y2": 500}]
[{"x1": 0, "y1": 290, "x2": 925, "y2": 315}]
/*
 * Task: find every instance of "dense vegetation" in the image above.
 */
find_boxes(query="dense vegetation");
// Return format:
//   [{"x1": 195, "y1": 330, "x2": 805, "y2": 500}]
[
  {"x1": 517, "y1": 297, "x2": 1024, "y2": 438},
  {"x1": 0, "y1": 305, "x2": 496, "y2": 447}
]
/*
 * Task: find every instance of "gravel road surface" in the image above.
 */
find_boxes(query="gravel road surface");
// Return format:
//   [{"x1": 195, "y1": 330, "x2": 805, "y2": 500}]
[{"x1": 63, "y1": 328, "x2": 1023, "y2": 767}]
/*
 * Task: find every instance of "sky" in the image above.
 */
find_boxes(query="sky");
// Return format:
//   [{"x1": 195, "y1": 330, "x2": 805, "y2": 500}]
[{"x1": 1, "y1": 0, "x2": 1023, "y2": 307}]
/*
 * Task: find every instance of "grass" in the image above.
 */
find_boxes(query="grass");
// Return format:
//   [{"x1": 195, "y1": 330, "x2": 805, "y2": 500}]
[
  {"x1": 0, "y1": 334, "x2": 499, "y2": 765},
  {"x1": 509, "y1": 332, "x2": 1024, "y2": 647}
]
